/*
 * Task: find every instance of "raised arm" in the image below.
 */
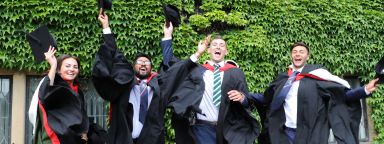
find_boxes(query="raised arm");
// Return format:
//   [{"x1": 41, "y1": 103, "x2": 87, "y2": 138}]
[
  {"x1": 44, "y1": 46, "x2": 57, "y2": 85},
  {"x1": 159, "y1": 36, "x2": 210, "y2": 104},
  {"x1": 161, "y1": 22, "x2": 174, "y2": 65},
  {"x1": 92, "y1": 9, "x2": 134, "y2": 102},
  {"x1": 160, "y1": 22, "x2": 182, "y2": 72}
]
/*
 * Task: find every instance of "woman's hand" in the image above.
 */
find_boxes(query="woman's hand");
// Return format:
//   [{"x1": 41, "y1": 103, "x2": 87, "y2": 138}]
[
  {"x1": 44, "y1": 46, "x2": 57, "y2": 85},
  {"x1": 45, "y1": 46, "x2": 57, "y2": 67}
]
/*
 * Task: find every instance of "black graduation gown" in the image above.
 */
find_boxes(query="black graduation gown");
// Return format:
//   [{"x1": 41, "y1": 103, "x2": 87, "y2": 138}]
[
  {"x1": 159, "y1": 57, "x2": 260, "y2": 144},
  {"x1": 92, "y1": 33, "x2": 165, "y2": 144},
  {"x1": 35, "y1": 74, "x2": 88, "y2": 143},
  {"x1": 262, "y1": 64, "x2": 361, "y2": 144}
]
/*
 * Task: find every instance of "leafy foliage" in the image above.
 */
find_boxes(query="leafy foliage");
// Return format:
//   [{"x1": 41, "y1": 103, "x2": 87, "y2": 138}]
[{"x1": 1, "y1": 0, "x2": 383, "y2": 142}]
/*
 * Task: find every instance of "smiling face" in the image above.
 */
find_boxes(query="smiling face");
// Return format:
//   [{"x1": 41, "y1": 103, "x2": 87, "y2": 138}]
[
  {"x1": 59, "y1": 58, "x2": 79, "y2": 83},
  {"x1": 134, "y1": 56, "x2": 152, "y2": 79},
  {"x1": 208, "y1": 38, "x2": 228, "y2": 63},
  {"x1": 291, "y1": 45, "x2": 309, "y2": 69}
]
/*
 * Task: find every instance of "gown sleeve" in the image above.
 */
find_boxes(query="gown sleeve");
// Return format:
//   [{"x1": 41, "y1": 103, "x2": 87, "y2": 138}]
[
  {"x1": 38, "y1": 76, "x2": 85, "y2": 135},
  {"x1": 92, "y1": 33, "x2": 135, "y2": 102}
]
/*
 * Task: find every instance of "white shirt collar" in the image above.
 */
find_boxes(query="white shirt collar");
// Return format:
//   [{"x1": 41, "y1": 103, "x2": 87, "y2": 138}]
[
  {"x1": 207, "y1": 60, "x2": 225, "y2": 67},
  {"x1": 289, "y1": 65, "x2": 304, "y2": 72},
  {"x1": 136, "y1": 77, "x2": 147, "y2": 83}
]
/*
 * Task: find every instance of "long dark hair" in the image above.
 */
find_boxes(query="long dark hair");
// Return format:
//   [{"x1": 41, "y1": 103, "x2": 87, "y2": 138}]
[{"x1": 56, "y1": 54, "x2": 81, "y2": 83}]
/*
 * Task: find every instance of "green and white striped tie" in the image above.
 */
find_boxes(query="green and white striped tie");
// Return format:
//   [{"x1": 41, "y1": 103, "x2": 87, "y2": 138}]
[{"x1": 213, "y1": 64, "x2": 222, "y2": 107}]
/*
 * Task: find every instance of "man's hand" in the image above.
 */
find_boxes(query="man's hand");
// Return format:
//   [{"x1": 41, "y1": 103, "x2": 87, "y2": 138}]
[
  {"x1": 228, "y1": 90, "x2": 245, "y2": 103},
  {"x1": 98, "y1": 8, "x2": 109, "y2": 29},
  {"x1": 195, "y1": 35, "x2": 211, "y2": 58},
  {"x1": 164, "y1": 22, "x2": 173, "y2": 38},
  {"x1": 81, "y1": 133, "x2": 88, "y2": 142},
  {"x1": 365, "y1": 78, "x2": 379, "y2": 93}
]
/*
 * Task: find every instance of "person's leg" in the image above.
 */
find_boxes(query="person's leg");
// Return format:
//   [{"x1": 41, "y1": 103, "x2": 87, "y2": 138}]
[
  {"x1": 191, "y1": 124, "x2": 216, "y2": 144},
  {"x1": 284, "y1": 127, "x2": 296, "y2": 144},
  {"x1": 172, "y1": 115, "x2": 195, "y2": 144}
]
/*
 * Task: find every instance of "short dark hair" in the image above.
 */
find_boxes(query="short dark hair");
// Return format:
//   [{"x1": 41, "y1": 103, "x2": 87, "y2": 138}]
[
  {"x1": 290, "y1": 42, "x2": 309, "y2": 53},
  {"x1": 213, "y1": 35, "x2": 224, "y2": 40},
  {"x1": 134, "y1": 53, "x2": 152, "y2": 66},
  {"x1": 210, "y1": 35, "x2": 227, "y2": 46}
]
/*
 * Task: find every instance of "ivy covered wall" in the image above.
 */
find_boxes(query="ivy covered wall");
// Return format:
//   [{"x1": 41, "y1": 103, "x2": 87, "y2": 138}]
[{"x1": 0, "y1": 0, "x2": 383, "y2": 142}]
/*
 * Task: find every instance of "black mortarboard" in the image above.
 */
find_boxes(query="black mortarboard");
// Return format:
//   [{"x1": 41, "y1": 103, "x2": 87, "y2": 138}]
[
  {"x1": 163, "y1": 4, "x2": 181, "y2": 27},
  {"x1": 26, "y1": 25, "x2": 58, "y2": 63},
  {"x1": 375, "y1": 57, "x2": 384, "y2": 84},
  {"x1": 98, "y1": 0, "x2": 112, "y2": 11}
]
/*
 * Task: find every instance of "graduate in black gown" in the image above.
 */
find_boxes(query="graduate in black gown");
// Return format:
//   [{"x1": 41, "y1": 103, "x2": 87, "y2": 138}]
[
  {"x1": 159, "y1": 33, "x2": 259, "y2": 144},
  {"x1": 91, "y1": 9, "x2": 171, "y2": 144},
  {"x1": 32, "y1": 46, "x2": 89, "y2": 144},
  {"x1": 251, "y1": 42, "x2": 379, "y2": 144}
]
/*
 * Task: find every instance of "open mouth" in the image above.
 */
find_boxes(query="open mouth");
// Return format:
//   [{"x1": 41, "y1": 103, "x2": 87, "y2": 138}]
[
  {"x1": 294, "y1": 58, "x2": 302, "y2": 62},
  {"x1": 66, "y1": 72, "x2": 75, "y2": 77},
  {"x1": 140, "y1": 67, "x2": 147, "y2": 72},
  {"x1": 62, "y1": 72, "x2": 77, "y2": 80},
  {"x1": 214, "y1": 51, "x2": 221, "y2": 56}
]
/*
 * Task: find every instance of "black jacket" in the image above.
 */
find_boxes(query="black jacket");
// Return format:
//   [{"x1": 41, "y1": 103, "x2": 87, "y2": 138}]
[
  {"x1": 261, "y1": 64, "x2": 362, "y2": 144},
  {"x1": 92, "y1": 34, "x2": 165, "y2": 144},
  {"x1": 159, "y1": 40, "x2": 259, "y2": 144},
  {"x1": 36, "y1": 74, "x2": 88, "y2": 143}
]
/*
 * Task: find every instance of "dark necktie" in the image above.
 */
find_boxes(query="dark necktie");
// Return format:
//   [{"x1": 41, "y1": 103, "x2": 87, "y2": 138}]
[
  {"x1": 213, "y1": 64, "x2": 221, "y2": 107},
  {"x1": 271, "y1": 71, "x2": 300, "y2": 110},
  {"x1": 139, "y1": 81, "x2": 148, "y2": 124}
]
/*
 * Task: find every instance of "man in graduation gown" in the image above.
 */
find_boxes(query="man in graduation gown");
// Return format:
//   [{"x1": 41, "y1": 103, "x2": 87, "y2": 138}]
[
  {"x1": 251, "y1": 42, "x2": 378, "y2": 144},
  {"x1": 159, "y1": 31, "x2": 259, "y2": 144},
  {"x1": 91, "y1": 10, "x2": 169, "y2": 144}
]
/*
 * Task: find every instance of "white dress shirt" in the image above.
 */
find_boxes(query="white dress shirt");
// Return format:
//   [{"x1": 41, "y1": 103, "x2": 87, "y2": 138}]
[
  {"x1": 129, "y1": 79, "x2": 154, "y2": 138},
  {"x1": 284, "y1": 67, "x2": 303, "y2": 128},
  {"x1": 190, "y1": 54, "x2": 224, "y2": 122}
]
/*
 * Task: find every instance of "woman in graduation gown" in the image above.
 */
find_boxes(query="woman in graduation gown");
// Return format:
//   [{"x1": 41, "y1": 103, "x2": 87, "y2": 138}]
[{"x1": 32, "y1": 46, "x2": 89, "y2": 144}]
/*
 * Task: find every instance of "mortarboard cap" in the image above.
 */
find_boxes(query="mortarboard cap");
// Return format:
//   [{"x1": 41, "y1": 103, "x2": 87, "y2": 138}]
[
  {"x1": 26, "y1": 25, "x2": 58, "y2": 63},
  {"x1": 375, "y1": 57, "x2": 384, "y2": 84},
  {"x1": 163, "y1": 4, "x2": 181, "y2": 27},
  {"x1": 98, "y1": 0, "x2": 112, "y2": 11}
]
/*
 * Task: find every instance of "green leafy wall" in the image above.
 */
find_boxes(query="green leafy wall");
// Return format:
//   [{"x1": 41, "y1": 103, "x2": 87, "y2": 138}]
[{"x1": 1, "y1": 0, "x2": 383, "y2": 142}]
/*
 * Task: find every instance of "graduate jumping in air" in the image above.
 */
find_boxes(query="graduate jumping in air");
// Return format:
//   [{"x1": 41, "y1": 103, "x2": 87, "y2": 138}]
[
  {"x1": 159, "y1": 32, "x2": 259, "y2": 144},
  {"x1": 91, "y1": 8, "x2": 175, "y2": 144},
  {"x1": 251, "y1": 42, "x2": 379, "y2": 144}
]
